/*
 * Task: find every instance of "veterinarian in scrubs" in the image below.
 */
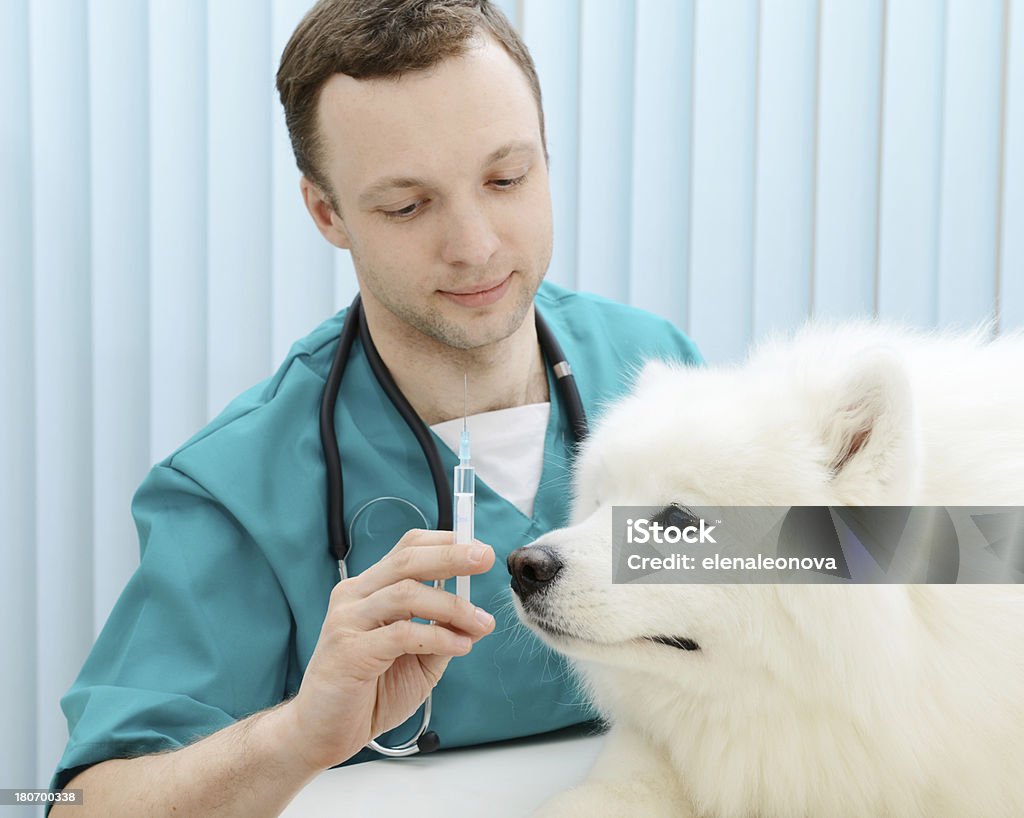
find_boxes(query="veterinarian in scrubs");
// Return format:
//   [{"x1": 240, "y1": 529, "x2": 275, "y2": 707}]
[{"x1": 50, "y1": 2, "x2": 701, "y2": 814}]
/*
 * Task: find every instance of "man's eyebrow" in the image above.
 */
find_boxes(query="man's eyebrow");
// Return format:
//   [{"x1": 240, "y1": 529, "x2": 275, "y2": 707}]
[
  {"x1": 358, "y1": 140, "x2": 539, "y2": 206},
  {"x1": 484, "y1": 139, "x2": 537, "y2": 165},
  {"x1": 359, "y1": 176, "x2": 429, "y2": 206}
]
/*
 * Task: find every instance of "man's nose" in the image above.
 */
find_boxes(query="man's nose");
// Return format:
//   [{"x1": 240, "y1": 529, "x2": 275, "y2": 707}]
[
  {"x1": 440, "y1": 203, "x2": 500, "y2": 268},
  {"x1": 507, "y1": 545, "x2": 563, "y2": 600}
]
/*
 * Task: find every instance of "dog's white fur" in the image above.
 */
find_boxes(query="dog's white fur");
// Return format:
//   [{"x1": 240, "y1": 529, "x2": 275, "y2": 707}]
[{"x1": 516, "y1": 321, "x2": 1024, "y2": 817}]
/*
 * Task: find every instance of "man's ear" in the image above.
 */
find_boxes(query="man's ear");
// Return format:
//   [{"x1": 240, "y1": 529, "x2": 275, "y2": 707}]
[
  {"x1": 817, "y1": 349, "x2": 918, "y2": 501},
  {"x1": 300, "y1": 176, "x2": 352, "y2": 250}
]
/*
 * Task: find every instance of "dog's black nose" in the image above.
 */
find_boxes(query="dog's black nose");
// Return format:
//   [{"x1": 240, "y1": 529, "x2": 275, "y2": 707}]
[{"x1": 507, "y1": 545, "x2": 563, "y2": 599}]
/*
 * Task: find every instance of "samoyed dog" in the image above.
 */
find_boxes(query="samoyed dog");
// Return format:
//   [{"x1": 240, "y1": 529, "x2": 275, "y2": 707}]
[{"x1": 510, "y1": 321, "x2": 1024, "y2": 818}]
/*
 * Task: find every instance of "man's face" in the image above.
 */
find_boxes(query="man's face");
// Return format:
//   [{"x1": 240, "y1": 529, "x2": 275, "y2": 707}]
[{"x1": 311, "y1": 36, "x2": 553, "y2": 351}]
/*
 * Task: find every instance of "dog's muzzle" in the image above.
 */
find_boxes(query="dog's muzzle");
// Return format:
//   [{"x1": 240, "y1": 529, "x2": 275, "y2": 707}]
[{"x1": 507, "y1": 545, "x2": 563, "y2": 600}]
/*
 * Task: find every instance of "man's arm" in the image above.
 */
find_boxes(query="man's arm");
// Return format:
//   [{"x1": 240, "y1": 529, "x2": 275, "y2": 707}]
[
  {"x1": 52, "y1": 529, "x2": 497, "y2": 817},
  {"x1": 52, "y1": 701, "x2": 317, "y2": 818}
]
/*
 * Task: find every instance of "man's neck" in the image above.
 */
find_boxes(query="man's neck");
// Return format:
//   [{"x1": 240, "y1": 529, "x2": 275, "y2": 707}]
[{"x1": 360, "y1": 296, "x2": 549, "y2": 426}]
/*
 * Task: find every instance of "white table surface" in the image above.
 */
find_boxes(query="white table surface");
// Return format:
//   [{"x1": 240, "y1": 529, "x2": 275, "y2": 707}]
[{"x1": 280, "y1": 724, "x2": 604, "y2": 817}]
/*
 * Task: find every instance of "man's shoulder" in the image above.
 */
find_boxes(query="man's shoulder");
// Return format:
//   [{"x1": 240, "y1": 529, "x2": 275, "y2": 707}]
[
  {"x1": 536, "y1": 280, "x2": 703, "y2": 365},
  {"x1": 160, "y1": 308, "x2": 349, "y2": 473},
  {"x1": 536, "y1": 279, "x2": 646, "y2": 316}
]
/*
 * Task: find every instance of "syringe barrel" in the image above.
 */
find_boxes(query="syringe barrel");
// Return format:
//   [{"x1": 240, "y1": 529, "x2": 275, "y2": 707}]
[
  {"x1": 453, "y1": 465, "x2": 474, "y2": 549},
  {"x1": 453, "y1": 463, "x2": 474, "y2": 603},
  {"x1": 454, "y1": 464, "x2": 475, "y2": 495}
]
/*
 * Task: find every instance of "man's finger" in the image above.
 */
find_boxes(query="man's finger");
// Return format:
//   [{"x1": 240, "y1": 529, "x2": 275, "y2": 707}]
[
  {"x1": 351, "y1": 541, "x2": 495, "y2": 597},
  {"x1": 351, "y1": 579, "x2": 496, "y2": 635},
  {"x1": 364, "y1": 620, "x2": 476, "y2": 663}
]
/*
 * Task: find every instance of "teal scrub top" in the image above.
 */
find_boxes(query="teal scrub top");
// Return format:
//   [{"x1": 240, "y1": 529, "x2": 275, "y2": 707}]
[{"x1": 51, "y1": 281, "x2": 702, "y2": 793}]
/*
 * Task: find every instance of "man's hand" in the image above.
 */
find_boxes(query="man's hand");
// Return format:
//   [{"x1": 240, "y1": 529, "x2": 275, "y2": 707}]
[{"x1": 279, "y1": 529, "x2": 497, "y2": 773}]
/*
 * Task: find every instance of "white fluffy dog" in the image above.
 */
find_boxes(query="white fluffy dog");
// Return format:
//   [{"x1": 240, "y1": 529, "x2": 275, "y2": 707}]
[{"x1": 510, "y1": 321, "x2": 1024, "y2": 818}]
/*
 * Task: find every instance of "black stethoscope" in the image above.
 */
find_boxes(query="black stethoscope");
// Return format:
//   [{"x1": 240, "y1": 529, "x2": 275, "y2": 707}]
[{"x1": 318, "y1": 293, "x2": 589, "y2": 756}]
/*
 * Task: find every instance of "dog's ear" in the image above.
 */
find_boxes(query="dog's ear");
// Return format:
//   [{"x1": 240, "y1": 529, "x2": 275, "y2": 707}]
[{"x1": 820, "y1": 349, "x2": 917, "y2": 501}]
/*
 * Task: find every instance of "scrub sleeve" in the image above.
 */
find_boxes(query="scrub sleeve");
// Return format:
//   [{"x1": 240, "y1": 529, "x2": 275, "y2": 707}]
[{"x1": 52, "y1": 465, "x2": 293, "y2": 791}]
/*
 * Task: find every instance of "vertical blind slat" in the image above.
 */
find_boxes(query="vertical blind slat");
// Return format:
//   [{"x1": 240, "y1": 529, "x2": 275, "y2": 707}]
[
  {"x1": 688, "y1": 0, "x2": 759, "y2": 363},
  {"x1": 1000, "y1": 0, "x2": 1024, "y2": 330},
  {"x1": 877, "y1": 0, "x2": 946, "y2": 326},
  {"x1": 207, "y1": 0, "x2": 273, "y2": 416},
  {"x1": 752, "y1": 0, "x2": 818, "y2": 340},
  {"x1": 150, "y1": 0, "x2": 210, "y2": 463},
  {"x1": 813, "y1": 0, "x2": 884, "y2": 320},
  {"x1": 521, "y1": 0, "x2": 581, "y2": 289},
  {"x1": 937, "y1": 0, "x2": 1004, "y2": 326},
  {"x1": 629, "y1": 0, "x2": 694, "y2": 330},
  {"x1": 576, "y1": 0, "x2": 635, "y2": 301},
  {"x1": 0, "y1": 0, "x2": 38, "y2": 791},
  {"x1": 30, "y1": 0, "x2": 95, "y2": 787},
  {"x1": 89, "y1": 0, "x2": 152, "y2": 633}
]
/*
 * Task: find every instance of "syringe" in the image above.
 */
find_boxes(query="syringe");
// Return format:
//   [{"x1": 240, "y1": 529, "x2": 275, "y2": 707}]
[{"x1": 453, "y1": 375, "x2": 474, "y2": 600}]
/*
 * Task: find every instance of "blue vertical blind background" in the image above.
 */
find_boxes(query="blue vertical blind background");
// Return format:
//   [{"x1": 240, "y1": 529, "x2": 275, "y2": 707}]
[{"x1": 2, "y1": 0, "x2": 1022, "y2": 795}]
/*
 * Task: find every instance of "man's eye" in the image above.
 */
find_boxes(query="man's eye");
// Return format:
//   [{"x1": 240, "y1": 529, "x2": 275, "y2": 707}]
[
  {"x1": 491, "y1": 174, "x2": 526, "y2": 189},
  {"x1": 382, "y1": 201, "x2": 425, "y2": 219}
]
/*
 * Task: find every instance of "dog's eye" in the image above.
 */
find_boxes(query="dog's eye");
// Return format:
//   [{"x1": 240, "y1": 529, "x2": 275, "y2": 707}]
[{"x1": 653, "y1": 503, "x2": 698, "y2": 530}]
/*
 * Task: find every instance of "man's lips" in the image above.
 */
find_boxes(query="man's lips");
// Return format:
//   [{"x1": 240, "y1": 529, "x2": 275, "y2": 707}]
[{"x1": 439, "y1": 273, "x2": 512, "y2": 307}]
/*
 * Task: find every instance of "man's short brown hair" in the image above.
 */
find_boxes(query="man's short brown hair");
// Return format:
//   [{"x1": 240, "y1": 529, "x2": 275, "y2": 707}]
[{"x1": 276, "y1": 0, "x2": 545, "y2": 206}]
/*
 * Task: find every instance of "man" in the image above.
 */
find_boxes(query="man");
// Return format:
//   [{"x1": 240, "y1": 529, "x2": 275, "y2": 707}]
[{"x1": 51, "y1": 1, "x2": 701, "y2": 815}]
